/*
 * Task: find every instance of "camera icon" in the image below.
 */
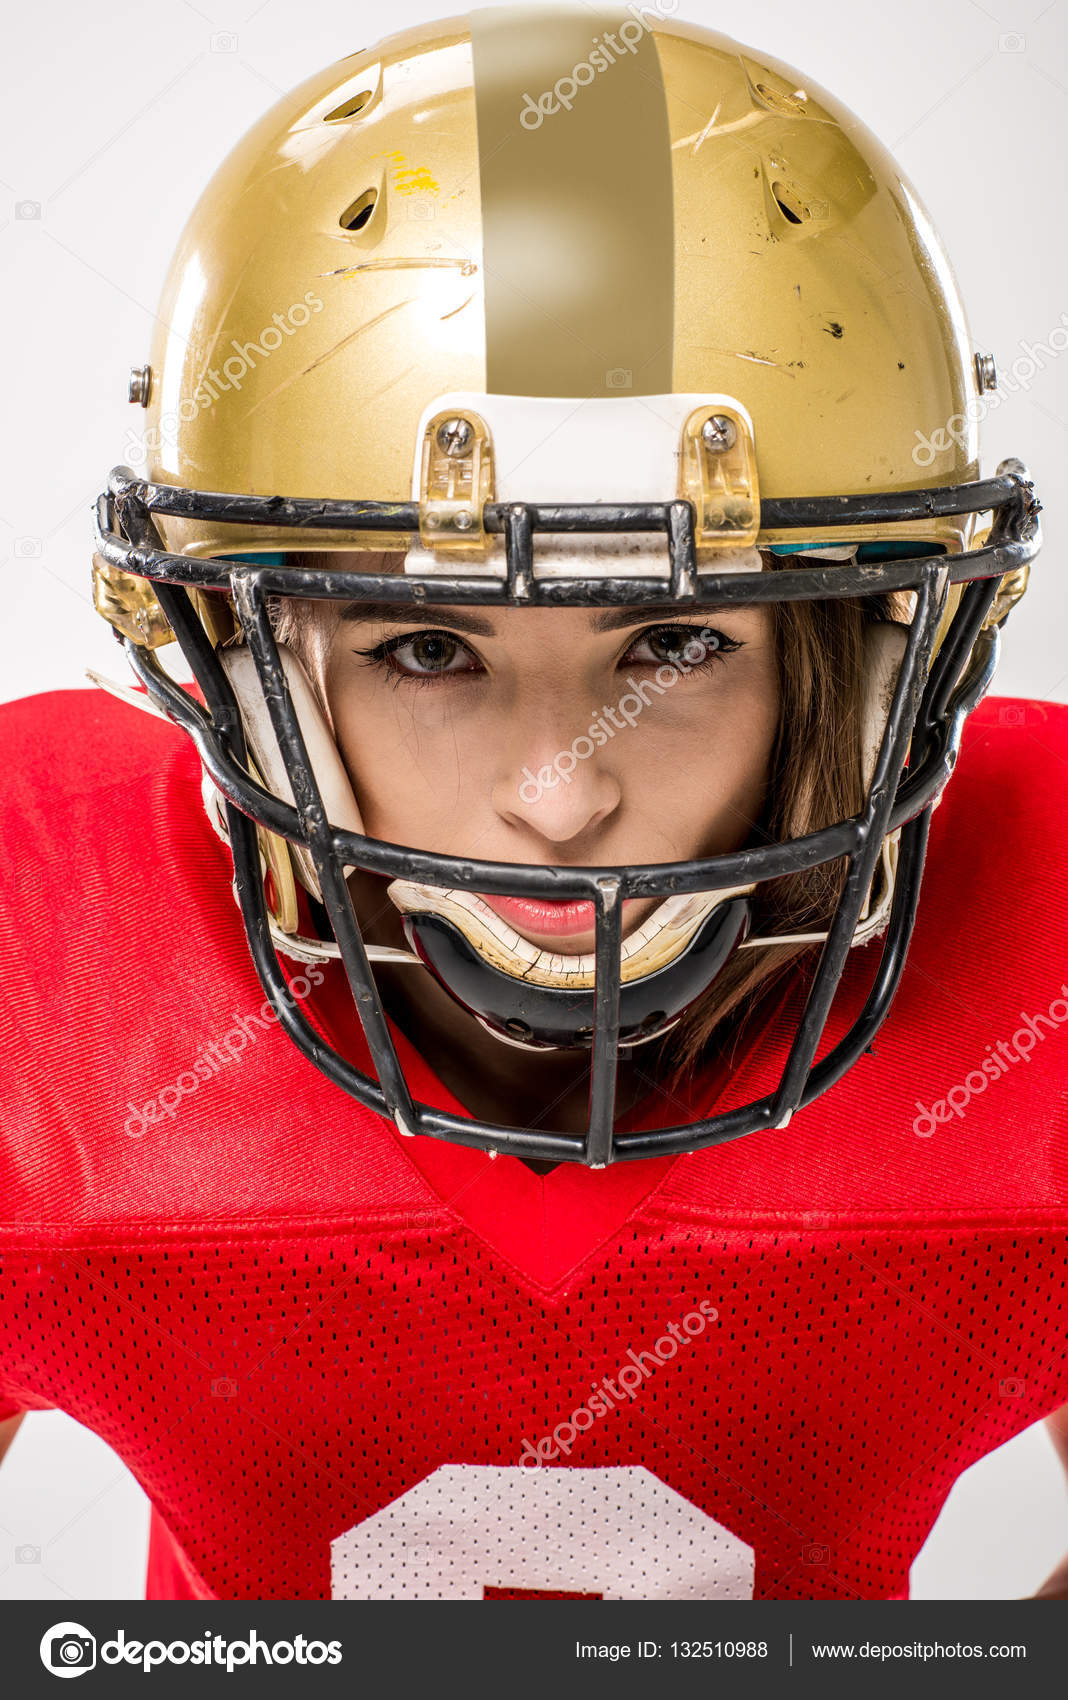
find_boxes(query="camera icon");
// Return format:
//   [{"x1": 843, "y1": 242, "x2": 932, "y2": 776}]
[
  {"x1": 803, "y1": 1543, "x2": 830, "y2": 1565},
  {"x1": 15, "y1": 1543, "x2": 41, "y2": 1563},
  {"x1": 42, "y1": 1625, "x2": 97, "y2": 1674},
  {"x1": 605, "y1": 367, "x2": 632, "y2": 390},
  {"x1": 998, "y1": 703, "x2": 1026, "y2": 727},
  {"x1": 211, "y1": 1375, "x2": 238, "y2": 1398},
  {"x1": 15, "y1": 200, "x2": 41, "y2": 221},
  {"x1": 210, "y1": 30, "x2": 238, "y2": 53},
  {"x1": 998, "y1": 32, "x2": 1026, "y2": 52},
  {"x1": 808, "y1": 199, "x2": 828, "y2": 219},
  {"x1": 1000, "y1": 1376, "x2": 1025, "y2": 1397},
  {"x1": 15, "y1": 537, "x2": 42, "y2": 558},
  {"x1": 407, "y1": 198, "x2": 435, "y2": 221}
]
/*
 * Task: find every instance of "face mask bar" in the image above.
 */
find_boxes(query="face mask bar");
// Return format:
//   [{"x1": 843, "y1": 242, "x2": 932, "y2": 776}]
[{"x1": 94, "y1": 465, "x2": 1040, "y2": 1165}]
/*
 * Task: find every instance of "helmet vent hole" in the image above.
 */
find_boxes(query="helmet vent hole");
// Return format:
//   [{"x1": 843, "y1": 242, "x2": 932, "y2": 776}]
[
  {"x1": 771, "y1": 182, "x2": 805, "y2": 224},
  {"x1": 324, "y1": 90, "x2": 373, "y2": 122},
  {"x1": 340, "y1": 189, "x2": 378, "y2": 231}
]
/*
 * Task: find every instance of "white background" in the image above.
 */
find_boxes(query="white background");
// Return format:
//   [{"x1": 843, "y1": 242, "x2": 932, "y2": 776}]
[{"x1": 0, "y1": 0, "x2": 1065, "y2": 1599}]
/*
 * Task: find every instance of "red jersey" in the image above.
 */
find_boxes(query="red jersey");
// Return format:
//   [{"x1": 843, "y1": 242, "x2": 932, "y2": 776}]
[{"x1": 0, "y1": 688, "x2": 1065, "y2": 1601}]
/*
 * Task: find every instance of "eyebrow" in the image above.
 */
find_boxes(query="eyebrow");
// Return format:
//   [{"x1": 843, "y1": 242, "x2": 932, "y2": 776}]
[
  {"x1": 590, "y1": 603, "x2": 730, "y2": 632},
  {"x1": 338, "y1": 600, "x2": 495, "y2": 635},
  {"x1": 338, "y1": 599, "x2": 731, "y2": 635}
]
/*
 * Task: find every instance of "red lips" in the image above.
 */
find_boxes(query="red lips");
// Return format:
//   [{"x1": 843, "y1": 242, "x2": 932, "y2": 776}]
[{"x1": 480, "y1": 894, "x2": 642, "y2": 947}]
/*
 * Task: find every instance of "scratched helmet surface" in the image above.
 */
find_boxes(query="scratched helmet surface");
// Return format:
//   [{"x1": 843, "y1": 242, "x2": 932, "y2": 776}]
[{"x1": 137, "y1": 6, "x2": 979, "y2": 560}]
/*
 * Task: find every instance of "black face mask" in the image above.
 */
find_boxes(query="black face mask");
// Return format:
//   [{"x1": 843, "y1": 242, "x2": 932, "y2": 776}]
[{"x1": 93, "y1": 461, "x2": 1040, "y2": 1166}]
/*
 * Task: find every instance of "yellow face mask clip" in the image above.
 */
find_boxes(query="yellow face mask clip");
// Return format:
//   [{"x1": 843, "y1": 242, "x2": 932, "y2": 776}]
[
  {"x1": 92, "y1": 555, "x2": 173, "y2": 648},
  {"x1": 679, "y1": 405, "x2": 760, "y2": 550},
  {"x1": 418, "y1": 410, "x2": 495, "y2": 554}
]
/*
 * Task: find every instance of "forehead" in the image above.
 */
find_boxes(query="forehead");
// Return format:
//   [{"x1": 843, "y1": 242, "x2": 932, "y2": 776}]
[{"x1": 332, "y1": 599, "x2": 761, "y2": 635}]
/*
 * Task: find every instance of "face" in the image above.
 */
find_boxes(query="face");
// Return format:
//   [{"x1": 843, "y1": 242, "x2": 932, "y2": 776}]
[{"x1": 315, "y1": 584, "x2": 781, "y2": 955}]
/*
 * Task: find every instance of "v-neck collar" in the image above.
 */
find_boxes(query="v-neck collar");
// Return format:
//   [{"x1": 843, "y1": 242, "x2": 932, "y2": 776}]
[{"x1": 302, "y1": 959, "x2": 796, "y2": 1292}]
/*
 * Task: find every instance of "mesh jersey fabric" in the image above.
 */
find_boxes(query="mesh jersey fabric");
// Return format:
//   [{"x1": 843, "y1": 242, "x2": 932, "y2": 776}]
[{"x1": 0, "y1": 687, "x2": 1065, "y2": 1601}]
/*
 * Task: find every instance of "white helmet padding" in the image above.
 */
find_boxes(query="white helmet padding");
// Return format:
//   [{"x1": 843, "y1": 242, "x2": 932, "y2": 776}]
[
  {"x1": 860, "y1": 621, "x2": 909, "y2": 795},
  {"x1": 217, "y1": 644, "x2": 364, "y2": 897}
]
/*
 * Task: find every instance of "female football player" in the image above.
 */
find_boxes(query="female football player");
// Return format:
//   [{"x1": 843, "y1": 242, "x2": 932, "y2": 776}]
[{"x1": 1, "y1": 6, "x2": 1065, "y2": 1606}]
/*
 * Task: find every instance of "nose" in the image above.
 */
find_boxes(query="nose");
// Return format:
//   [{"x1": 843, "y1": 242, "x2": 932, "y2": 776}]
[{"x1": 493, "y1": 732, "x2": 623, "y2": 848}]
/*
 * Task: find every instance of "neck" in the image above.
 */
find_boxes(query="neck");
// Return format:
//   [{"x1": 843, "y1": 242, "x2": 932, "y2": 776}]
[{"x1": 376, "y1": 957, "x2": 650, "y2": 1137}]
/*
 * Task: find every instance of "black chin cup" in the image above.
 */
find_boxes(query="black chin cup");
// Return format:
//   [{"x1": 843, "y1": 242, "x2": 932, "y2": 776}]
[{"x1": 400, "y1": 897, "x2": 752, "y2": 1051}]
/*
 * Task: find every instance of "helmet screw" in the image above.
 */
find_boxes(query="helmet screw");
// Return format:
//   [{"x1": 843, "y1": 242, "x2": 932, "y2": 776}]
[
  {"x1": 453, "y1": 508, "x2": 474, "y2": 530},
  {"x1": 128, "y1": 364, "x2": 152, "y2": 406},
  {"x1": 436, "y1": 417, "x2": 474, "y2": 457},
  {"x1": 701, "y1": 414, "x2": 736, "y2": 452},
  {"x1": 974, "y1": 352, "x2": 998, "y2": 394}
]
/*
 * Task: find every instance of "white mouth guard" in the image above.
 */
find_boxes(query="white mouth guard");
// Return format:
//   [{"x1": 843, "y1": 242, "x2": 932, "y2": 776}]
[{"x1": 386, "y1": 881, "x2": 756, "y2": 991}]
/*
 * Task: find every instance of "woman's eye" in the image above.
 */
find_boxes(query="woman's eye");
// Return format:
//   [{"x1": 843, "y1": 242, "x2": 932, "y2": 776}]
[
  {"x1": 623, "y1": 625, "x2": 741, "y2": 669},
  {"x1": 395, "y1": 632, "x2": 467, "y2": 674},
  {"x1": 358, "y1": 629, "x2": 483, "y2": 680}
]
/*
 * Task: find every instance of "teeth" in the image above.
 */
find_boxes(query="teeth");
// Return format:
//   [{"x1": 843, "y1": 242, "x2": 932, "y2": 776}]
[{"x1": 387, "y1": 878, "x2": 756, "y2": 991}]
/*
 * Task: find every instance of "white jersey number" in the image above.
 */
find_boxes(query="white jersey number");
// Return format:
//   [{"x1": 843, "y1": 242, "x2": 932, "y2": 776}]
[{"x1": 331, "y1": 1464, "x2": 754, "y2": 1600}]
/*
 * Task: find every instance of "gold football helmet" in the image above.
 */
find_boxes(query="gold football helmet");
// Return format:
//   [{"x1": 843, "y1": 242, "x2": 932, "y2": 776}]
[{"x1": 94, "y1": 7, "x2": 1041, "y2": 1164}]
